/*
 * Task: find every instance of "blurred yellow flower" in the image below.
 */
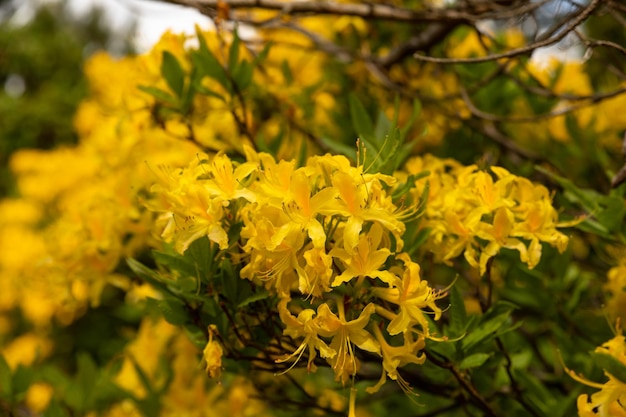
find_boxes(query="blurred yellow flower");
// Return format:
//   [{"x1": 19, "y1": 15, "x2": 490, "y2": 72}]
[
  {"x1": 203, "y1": 325, "x2": 223, "y2": 379},
  {"x1": 25, "y1": 382, "x2": 54, "y2": 413}
]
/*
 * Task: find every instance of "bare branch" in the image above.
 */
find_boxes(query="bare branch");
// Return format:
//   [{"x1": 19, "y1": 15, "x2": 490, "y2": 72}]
[
  {"x1": 458, "y1": 83, "x2": 626, "y2": 123},
  {"x1": 378, "y1": 22, "x2": 458, "y2": 69},
  {"x1": 153, "y1": 0, "x2": 553, "y2": 23},
  {"x1": 413, "y1": 0, "x2": 601, "y2": 64}
]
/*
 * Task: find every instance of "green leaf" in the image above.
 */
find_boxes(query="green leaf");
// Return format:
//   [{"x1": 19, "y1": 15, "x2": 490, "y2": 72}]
[
  {"x1": 459, "y1": 353, "x2": 491, "y2": 369},
  {"x1": 184, "y1": 324, "x2": 208, "y2": 349},
  {"x1": 191, "y1": 49, "x2": 230, "y2": 91},
  {"x1": 220, "y1": 258, "x2": 238, "y2": 302},
  {"x1": 129, "y1": 359, "x2": 160, "y2": 417},
  {"x1": 513, "y1": 369, "x2": 554, "y2": 413},
  {"x1": 190, "y1": 80, "x2": 225, "y2": 100},
  {"x1": 158, "y1": 298, "x2": 189, "y2": 325},
  {"x1": 11, "y1": 365, "x2": 33, "y2": 395},
  {"x1": 592, "y1": 352, "x2": 626, "y2": 384},
  {"x1": 232, "y1": 59, "x2": 253, "y2": 90},
  {"x1": 448, "y1": 284, "x2": 467, "y2": 336},
  {"x1": 399, "y1": 98, "x2": 422, "y2": 141},
  {"x1": 349, "y1": 93, "x2": 376, "y2": 146},
  {"x1": 373, "y1": 110, "x2": 393, "y2": 145},
  {"x1": 537, "y1": 166, "x2": 626, "y2": 234},
  {"x1": 227, "y1": 221, "x2": 244, "y2": 248},
  {"x1": 319, "y1": 136, "x2": 357, "y2": 160},
  {"x1": 46, "y1": 401, "x2": 72, "y2": 417},
  {"x1": 228, "y1": 28, "x2": 241, "y2": 73},
  {"x1": 251, "y1": 41, "x2": 272, "y2": 67},
  {"x1": 161, "y1": 51, "x2": 186, "y2": 97},
  {"x1": 137, "y1": 85, "x2": 178, "y2": 106},
  {"x1": 596, "y1": 194, "x2": 626, "y2": 233},
  {"x1": 0, "y1": 355, "x2": 12, "y2": 398},
  {"x1": 280, "y1": 60, "x2": 293, "y2": 85},
  {"x1": 152, "y1": 250, "x2": 196, "y2": 279},
  {"x1": 461, "y1": 301, "x2": 517, "y2": 352},
  {"x1": 237, "y1": 289, "x2": 270, "y2": 309},
  {"x1": 544, "y1": 388, "x2": 581, "y2": 417},
  {"x1": 64, "y1": 353, "x2": 98, "y2": 412},
  {"x1": 127, "y1": 258, "x2": 175, "y2": 296},
  {"x1": 186, "y1": 235, "x2": 215, "y2": 283}
]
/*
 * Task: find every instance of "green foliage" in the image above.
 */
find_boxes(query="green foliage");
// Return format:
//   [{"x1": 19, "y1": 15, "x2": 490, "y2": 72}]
[{"x1": 0, "y1": 1, "x2": 134, "y2": 197}]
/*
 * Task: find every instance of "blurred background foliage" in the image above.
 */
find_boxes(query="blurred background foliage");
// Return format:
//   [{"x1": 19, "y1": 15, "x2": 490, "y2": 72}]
[{"x1": 0, "y1": 0, "x2": 135, "y2": 197}]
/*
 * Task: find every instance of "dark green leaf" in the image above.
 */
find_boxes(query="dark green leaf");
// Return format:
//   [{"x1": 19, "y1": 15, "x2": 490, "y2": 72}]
[
  {"x1": 46, "y1": 401, "x2": 72, "y2": 417},
  {"x1": 11, "y1": 365, "x2": 33, "y2": 395},
  {"x1": 129, "y1": 358, "x2": 160, "y2": 417},
  {"x1": 280, "y1": 60, "x2": 293, "y2": 85},
  {"x1": 592, "y1": 352, "x2": 626, "y2": 384},
  {"x1": 228, "y1": 28, "x2": 241, "y2": 73},
  {"x1": 184, "y1": 324, "x2": 207, "y2": 349},
  {"x1": 137, "y1": 85, "x2": 178, "y2": 105},
  {"x1": 251, "y1": 41, "x2": 272, "y2": 67},
  {"x1": 159, "y1": 299, "x2": 189, "y2": 325},
  {"x1": 161, "y1": 51, "x2": 186, "y2": 97},
  {"x1": 237, "y1": 289, "x2": 270, "y2": 309},
  {"x1": 319, "y1": 136, "x2": 357, "y2": 160},
  {"x1": 0, "y1": 355, "x2": 11, "y2": 397},
  {"x1": 187, "y1": 235, "x2": 214, "y2": 283},
  {"x1": 232, "y1": 59, "x2": 253, "y2": 90},
  {"x1": 449, "y1": 284, "x2": 467, "y2": 336},
  {"x1": 459, "y1": 353, "x2": 491, "y2": 369},
  {"x1": 190, "y1": 80, "x2": 225, "y2": 100},
  {"x1": 399, "y1": 98, "x2": 422, "y2": 141},
  {"x1": 349, "y1": 93, "x2": 376, "y2": 146},
  {"x1": 461, "y1": 302, "x2": 516, "y2": 351},
  {"x1": 127, "y1": 258, "x2": 175, "y2": 296},
  {"x1": 153, "y1": 250, "x2": 196, "y2": 279},
  {"x1": 191, "y1": 49, "x2": 230, "y2": 91},
  {"x1": 220, "y1": 258, "x2": 238, "y2": 302}
]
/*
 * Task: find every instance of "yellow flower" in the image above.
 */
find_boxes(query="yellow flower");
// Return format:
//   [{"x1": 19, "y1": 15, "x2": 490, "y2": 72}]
[
  {"x1": 316, "y1": 302, "x2": 380, "y2": 384},
  {"x1": 329, "y1": 223, "x2": 396, "y2": 287},
  {"x1": 276, "y1": 299, "x2": 335, "y2": 372},
  {"x1": 373, "y1": 253, "x2": 445, "y2": 337},
  {"x1": 203, "y1": 153, "x2": 257, "y2": 205},
  {"x1": 203, "y1": 325, "x2": 224, "y2": 379},
  {"x1": 567, "y1": 328, "x2": 626, "y2": 416},
  {"x1": 366, "y1": 325, "x2": 426, "y2": 394},
  {"x1": 2, "y1": 332, "x2": 52, "y2": 370},
  {"x1": 283, "y1": 169, "x2": 338, "y2": 248},
  {"x1": 299, "y1": 247, "x2": 334, "y2": 298},
  {"x1": 329, "y1": 170, "x2": 403, "y2": 253},
  {"x1": 25, "y1": 382, "x2": 54, "y2": 412}
]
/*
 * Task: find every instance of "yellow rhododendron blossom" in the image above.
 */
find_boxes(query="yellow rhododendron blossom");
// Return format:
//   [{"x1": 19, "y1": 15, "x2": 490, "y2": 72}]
[
  {"x1": 203, "y1": 325, "x2": 224, "y2": 379},
  {"x1": 316, "y1": 302, "x2": 380, "y2": 384},
  {"x1": 276, "y1": 298, "x2": 335, "y2": 372},
  {"x1": 373, "y1": 253, "x2": 445, "y2": 337},
  {"x1": 567, "y1": 327, "x2": 626, "y2": 416},
  {"x1": 25, "y1": 382, "x2": 54, "y2": 413}
]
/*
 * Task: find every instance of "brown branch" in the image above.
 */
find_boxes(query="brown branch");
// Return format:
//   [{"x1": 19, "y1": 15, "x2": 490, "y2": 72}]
[
  {"x1": 153, "y1": 0, "x2": 553, "y2": 23},
  {"x1": 459, "y1": 84, "x2": 626, "y2": 123},
  {"x1": 425, "y1": 350, "x2": 499, "y2": 417},
  {"x1": 581, "y1": 39, "x2": 626, "y2": 59},
  {"x1": 378, "y1": 22, "x2": 459, "y2": 69},
  {"x1": 413, "y1": 0, "x2": 602, "y2": 64}
]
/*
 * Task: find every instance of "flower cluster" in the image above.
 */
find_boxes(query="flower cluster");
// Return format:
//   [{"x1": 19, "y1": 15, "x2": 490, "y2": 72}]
[
  {"x1": 567, "y1": 327, "x2": 626, "y2": 417},
  {"x1": 149, "y1": 146, "x2": 446, "y2": 391},
  {"x1": 148, "y1": 143, "x2": 573, "y2": 394},
  {"x1": 404, "y1": 154, "x2": 570, "y2": 274}
]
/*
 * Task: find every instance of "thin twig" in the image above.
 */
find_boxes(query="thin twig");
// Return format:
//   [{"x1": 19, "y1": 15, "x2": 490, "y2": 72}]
[
  {"x1": 153, "y1": 0, "x2": 542, "y2": 23},
  {"x1": 413, "y1": 0, "x2": 601, "y2": 64}
]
